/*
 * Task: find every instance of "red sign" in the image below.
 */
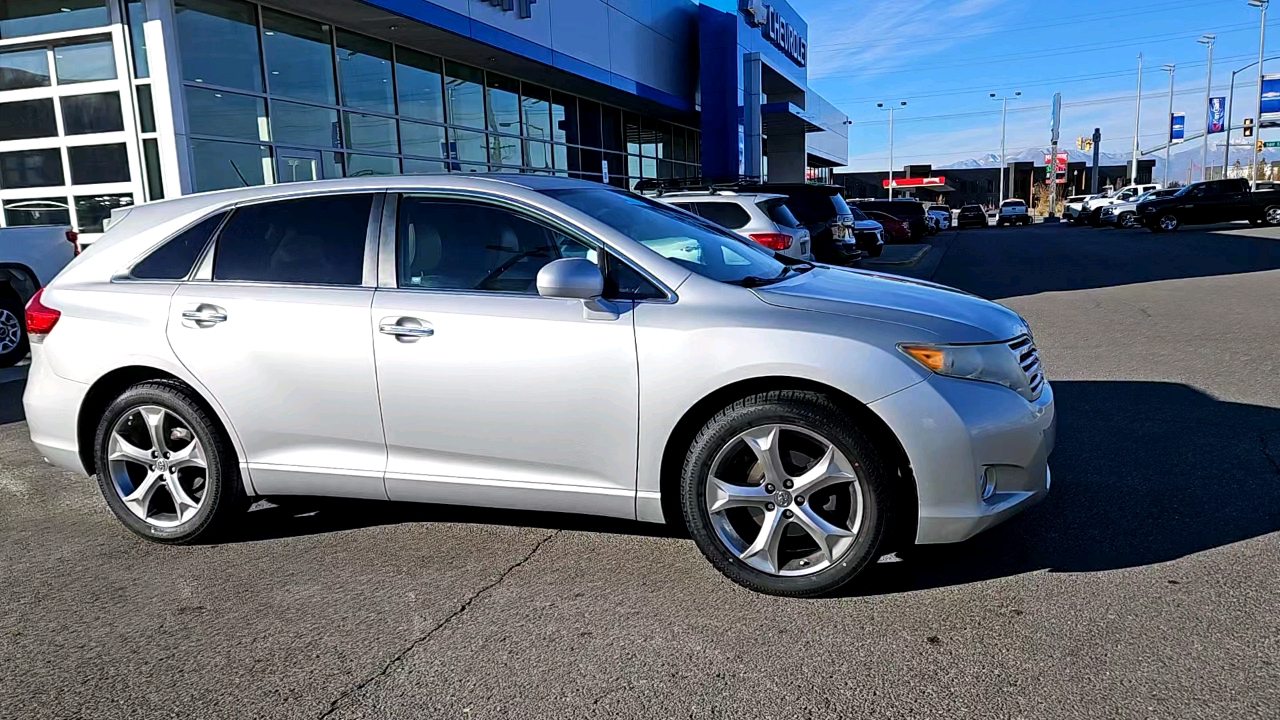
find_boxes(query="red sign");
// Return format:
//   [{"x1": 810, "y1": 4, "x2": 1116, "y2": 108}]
[
  {"x1": 882, "y1": 175, "x2": 946, "y2": 188},
  {"x1": 1043, "y1": 152, "x2": 1068, "y2": 172}
]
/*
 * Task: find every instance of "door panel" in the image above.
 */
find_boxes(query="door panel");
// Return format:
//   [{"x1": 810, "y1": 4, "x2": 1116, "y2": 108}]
[
  {"x1": 374, "y1": 291, "x2": 639, "y2": 516},
  {"x1": 169, "y1": 284, "x2": 386, "y2": 497}
]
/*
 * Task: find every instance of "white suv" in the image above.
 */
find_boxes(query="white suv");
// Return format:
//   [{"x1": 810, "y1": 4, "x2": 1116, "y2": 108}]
[{"x1": 657, "y1": 191, "x2": 813, "y2": 261}]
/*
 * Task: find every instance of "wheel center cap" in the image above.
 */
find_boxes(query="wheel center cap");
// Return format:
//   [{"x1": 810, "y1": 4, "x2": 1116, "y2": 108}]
[
  {"x1": 154, "y1": 460, "x2": 167, "y2": 472},
  {"x1": 772, "y1": 489, "x2": 793, "y2": 507}
]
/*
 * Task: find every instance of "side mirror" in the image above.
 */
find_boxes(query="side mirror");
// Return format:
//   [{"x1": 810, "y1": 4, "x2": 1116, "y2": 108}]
[{"x1": 536, "y1": 258, "x2": 603, "y2": 299}]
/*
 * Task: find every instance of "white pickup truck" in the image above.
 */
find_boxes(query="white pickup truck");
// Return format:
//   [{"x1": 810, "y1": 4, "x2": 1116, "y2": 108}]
[
  {"x1": 1079, "y1": 183, "x2": 1161, "y2": 226},
  {"x1": 996, "y1": 198, "x2": 1030, "y2": 227},
  {"x1": 0, "y1": 226, "x2": 78, "y2": 367}
]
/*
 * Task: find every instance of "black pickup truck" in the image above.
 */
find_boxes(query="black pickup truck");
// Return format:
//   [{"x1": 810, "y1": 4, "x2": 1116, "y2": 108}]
[{"x1": 1138, "y1": 178, "x2": 1280, "y2": 232}]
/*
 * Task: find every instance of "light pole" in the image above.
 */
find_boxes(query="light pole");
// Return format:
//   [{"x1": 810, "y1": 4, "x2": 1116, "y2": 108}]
[
  {"x1": 990, "y1": 91, "x2": 1020, "y2": 202},
  {"x1": 1223, "y1": 53, "x2": 1280, "y2": 176},
  {"x1": 1164, "y1": 63, "x2": 1176, "y2": 186},
  {"x1": 1132, "y1": 53, "x2": 1143, "y2": 184},
  {"x1": 877, "y1": 101, "x2": 906, "y2": 198},
  {"x1": 1251, "y1": 0, "x2": 1269, "y2": 183},
  {"x1": 1199, "y1": 34, "x2": 1216, "y2": 181}
]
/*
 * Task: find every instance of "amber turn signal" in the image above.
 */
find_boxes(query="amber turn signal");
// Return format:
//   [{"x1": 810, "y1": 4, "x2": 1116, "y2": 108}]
[{"x1": 900, "y1": 345, "x2": 946, "y2": 372}]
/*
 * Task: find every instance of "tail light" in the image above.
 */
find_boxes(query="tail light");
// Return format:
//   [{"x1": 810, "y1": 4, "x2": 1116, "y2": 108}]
[
  {"x1": 25, "y1": 288, "x2": 61, "y2": 341},
  {"x1": 66, "y1": 230, "x2": 80, "y2": 256},
  {"x1": 748, "y1": 232, "x2": 793, "y2": 250}
]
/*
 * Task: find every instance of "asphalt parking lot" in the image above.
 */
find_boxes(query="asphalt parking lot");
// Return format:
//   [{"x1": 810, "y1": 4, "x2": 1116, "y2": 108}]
[{"x1": 3, "y1": 222, "x2": 1279, "y2": 719}]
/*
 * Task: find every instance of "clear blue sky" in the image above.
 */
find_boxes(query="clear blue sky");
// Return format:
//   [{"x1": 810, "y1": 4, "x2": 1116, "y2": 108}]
[{"x1": 790, "y1": 0, "x2": 1276, "y2": 171}]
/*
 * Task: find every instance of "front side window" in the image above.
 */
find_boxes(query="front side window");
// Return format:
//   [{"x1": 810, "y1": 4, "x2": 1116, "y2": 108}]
[
  {"x1": 396, "y1": 197, "x2": 592, "y2": 294},
  {"x1": 213, "y1": 194, "x2": 372, "y2": 285},
  {"x1": 543, "y1": 188, "x2": 788, "y2": 285},
  {"x1": 132, "y1": 212, "x2": 226, "y2": 280}
]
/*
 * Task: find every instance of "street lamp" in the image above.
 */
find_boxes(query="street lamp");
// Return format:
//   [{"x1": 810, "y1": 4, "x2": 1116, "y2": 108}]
[
  {"x1": 990, "y1": 91, "x2": 1020, "y2": 202},
  {"x1": 1163, "y1": 63, "x2": 1176, "y2": 186},
  {"x1": 1250, "y1": 0, "x2": 1269, "y2": 183},
  {"x1": 877, "y1": 101, "x2": 906, "y2": 198},
  {"x1": 1222, "y1": 53, "x2": 1280, "y2": 176},
  {"x1": 1199, "y1": 34, "x2": 1216, "y2": 181}
]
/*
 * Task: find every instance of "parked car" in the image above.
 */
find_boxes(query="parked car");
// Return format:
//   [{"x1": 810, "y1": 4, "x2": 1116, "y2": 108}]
[
  {"x1": 1062, "y1": 195, "x2": 1091, "y2": 222},
  {"x1": 922, "y1": 214, "x2": 940, "y2": 235},
  {"x1": 1099, "y1": 188, "x2": 1180, "y2": 228},
  {"x1": 846, "y1": 205, "x2": 886, "y2": 258},
  {"x1": 927, "y1": 205, "x2": 952, "y2": 231},
  {"x1": 737, "y1": 183, "x2": 865, "y2": 265},
  {"x1": 955, "y1": 204, "x2": 988, "y2": 229},
  {"x1": 848, "y1": 199, "x2": 930, "y2": 241},
  {"x1": 996, "y1": 199, "x2": 1030, "y2": 227},
  {"x1": 23, "y1": 175, "x2": 1054, "y2": 597},
  {"x1": 1139, "y1": 178, "x2": 1280, "y2": 231},
  {"x1": 864, "y1": 210, "x2": 912, "y2": 242},
  {"x1": 658, "y1": 191, "x2": 813, "y2": 261},
  {"x1": 0, "y1": 225, "x2": 78, "y2": 367},
  {"x1": 1082, "y1": 184, "x2": 1161, "y2": 226}
]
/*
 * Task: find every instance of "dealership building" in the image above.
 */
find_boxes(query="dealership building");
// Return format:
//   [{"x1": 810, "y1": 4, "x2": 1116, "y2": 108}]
[{"x1": 0, "y1": 0, "x2": 848, "y2": 236}]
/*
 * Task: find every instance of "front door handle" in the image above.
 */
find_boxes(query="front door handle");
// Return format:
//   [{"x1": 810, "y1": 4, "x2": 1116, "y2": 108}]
[
  {"x1": 181, "y1": 304, "x2": 227, "y2": 327},
  {"x1": 379, "y1": 316, "x2": 434, "y2": 342}
]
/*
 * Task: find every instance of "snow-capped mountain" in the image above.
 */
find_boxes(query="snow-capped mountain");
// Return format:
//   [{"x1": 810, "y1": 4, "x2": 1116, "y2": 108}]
[{"x1": 938, "y1": 140, "x2": 1274, "y2": 184}]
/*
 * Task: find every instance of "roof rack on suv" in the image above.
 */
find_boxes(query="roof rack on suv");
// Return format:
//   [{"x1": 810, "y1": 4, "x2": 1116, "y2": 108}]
[{"x1": 633, "y1": 176, "x2": 763, "y2": 196}]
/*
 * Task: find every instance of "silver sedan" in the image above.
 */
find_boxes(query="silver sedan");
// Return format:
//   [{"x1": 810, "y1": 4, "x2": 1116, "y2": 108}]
[{"x1": 24, "y1": 175, "x2": 1054, "y2": 597}]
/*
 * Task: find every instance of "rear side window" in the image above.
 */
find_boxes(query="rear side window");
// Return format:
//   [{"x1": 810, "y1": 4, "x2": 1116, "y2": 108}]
[
  {"x1": 692, "y1": 202, "x2": 751, "y2": 229},
  {"x1": 213, "y1": 194, "x2": 373, "y2": 285},
  {"x1": 131, "y1": 212, "x2": 225, "y2": 280},
  {"x1": 758, "y1": 199, "x2": 800, "y2": 228}
]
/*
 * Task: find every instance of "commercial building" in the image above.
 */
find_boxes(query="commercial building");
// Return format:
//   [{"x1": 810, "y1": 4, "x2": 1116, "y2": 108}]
[
  {"x1": 0, "y1": 0, "x2": 848, "y2": 237},
  {"x1": 836, "y1": 160, "x2": 1157, "y2": 208}
]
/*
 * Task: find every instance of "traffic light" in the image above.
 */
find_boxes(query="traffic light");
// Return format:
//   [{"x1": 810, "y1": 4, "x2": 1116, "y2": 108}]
[
  {"x1": 1076, "y1": 137, "x2": 1083, "y2": 150},
  {"x1": 1258, "y1": 139, "x2": 1265, "y2": 153},
  {"x1": 1244, "y1": 118, "x2": 1255, "y2": 137}
]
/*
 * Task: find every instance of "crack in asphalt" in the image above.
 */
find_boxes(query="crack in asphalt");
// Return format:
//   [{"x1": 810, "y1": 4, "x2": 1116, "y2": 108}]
[{"x1": 318, "y1": 530, "x2": 560, "y2": 719}]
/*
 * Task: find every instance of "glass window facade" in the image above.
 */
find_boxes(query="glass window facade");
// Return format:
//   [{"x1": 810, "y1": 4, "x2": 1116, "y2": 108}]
[
  {"x1": 61, "y1": 92, "x2": 124, "y2": 135},
  {"x1": 68, "y1": 144, "x2": 131, "y2": 184},
  {"x1": 173, "y1": 0, "x2": 699, "y2": 193},
  {"x1": 53, "y1": 40, "x2": 116, "y2": 84},
  {"x1": 0, "y1": 149, "x2": 64, "y2": 189},
  {"x1": 0, "y1": 98, "x2": 57, "y2": 141},
  {"x1": 0, "y1": 48, "x2": 51, "y2": 90},
  {"x1": 0, "y1": 1, "x2": 108, "y2": 40}
]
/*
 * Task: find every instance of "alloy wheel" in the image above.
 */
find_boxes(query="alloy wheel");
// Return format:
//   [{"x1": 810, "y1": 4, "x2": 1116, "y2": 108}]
[
  {"x1": 1120, "y1": 213, "x2": 1136, "y2": 229},
  {"x1": 705, "y1": 424, "x2": 864, "y2": 576},
  {"x1": 0, "y1": 309, "x2": 20, "y2": 354},
  {"x1": 107, "y1": 405, "x2": 208, "y2": 528},
  {"x1": 1267, "y1": 207, "x2": 1280, "y2": 225},
  {"x1": 1159, "y1": 215, "x2": 1178, "y2": 231}
]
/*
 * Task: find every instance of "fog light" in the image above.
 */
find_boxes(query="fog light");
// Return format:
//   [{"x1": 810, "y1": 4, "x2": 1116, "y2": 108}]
[{"x1": 981, "y1": 468, "x2": 997, "y2": 500}]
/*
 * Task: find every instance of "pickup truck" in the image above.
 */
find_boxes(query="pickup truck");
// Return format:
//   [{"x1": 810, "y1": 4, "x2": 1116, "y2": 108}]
[
  {"x1": 996, "y1": 198, "x2": 1030, "y2": 226},
  {"x1": 0, "y1": 226, "x2": 78, "y2": 367},
  {"x1": 1100, "y1": 188, "x2": 1181, "y2": 228},
  {"x1": 1138, "y1": 178, "x2": 1280, "y2": 232},
  {"x1": 1081, "y1": 183, "x2": 1162, "y2": 226}
]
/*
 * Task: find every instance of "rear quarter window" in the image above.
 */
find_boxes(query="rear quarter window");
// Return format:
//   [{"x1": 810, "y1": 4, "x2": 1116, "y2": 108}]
[
  {"x1": 758, "y1": 199, "x2": 800, "y2": 228},
  {"x1": 692, "y1": 202, "x2": 752, "y2": 230},
  {"x1": 130, "y1": 212, "x2": 226, "y2": 280}
]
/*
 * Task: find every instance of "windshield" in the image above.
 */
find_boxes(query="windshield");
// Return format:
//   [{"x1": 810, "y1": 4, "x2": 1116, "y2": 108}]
[
  {"x1": 847, "y1": 205, "x2": 869, "y2": 221},
  {"x1": 544, "y1": 188, "x2": 789, "y2": 285}
]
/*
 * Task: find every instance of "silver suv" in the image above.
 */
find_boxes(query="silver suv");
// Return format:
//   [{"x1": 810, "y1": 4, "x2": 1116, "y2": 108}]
[
  {"x1": 24, "y1": 175, "x2": 1054, "y2": 597},
  {"x1": 657, "y1": 191, "x2": 813, "y2": 261}
]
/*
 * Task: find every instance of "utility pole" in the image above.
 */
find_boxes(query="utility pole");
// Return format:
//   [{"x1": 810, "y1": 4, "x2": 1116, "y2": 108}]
[
  {"x1": 1199, "y1": 34, "x2": 1216, "y2": 181},
  {"x1": 1163, "y1": 64, "x2": 1176, "y2": 186},
  {"x1": 1251, "y1": 0, "x2": 1268, "y2": 184},
  {"x1": 1048, "y1": 92, "x2": 1062, "y2": 219},
  {"x1": 1091, "y1": 128, "x2": 1102, "y2": 193},
  {"x1": 1132, "y1": 53, "x2": 1143, "y2": 183},
  {"x1": 877, "y1": 101, "x2": 906, "y2": 198},
  {"x1": 991, "y1": 91, "x2": 1020, "y2": 201}
]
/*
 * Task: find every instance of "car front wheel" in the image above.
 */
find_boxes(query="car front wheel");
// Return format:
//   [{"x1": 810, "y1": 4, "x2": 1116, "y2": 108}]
[
  {"x1": 94, "y1": 380, "x2": 247, "y2": 543},
  {"x1": 1153, "y1": 213, "x2": 1180, "y2": 232},
  {"x1": 680, "y1": 391, "x2": 889, "y2": 597},
  {"x1": 1118, "y1": 212, "x2": 1138, "y2": 229}
]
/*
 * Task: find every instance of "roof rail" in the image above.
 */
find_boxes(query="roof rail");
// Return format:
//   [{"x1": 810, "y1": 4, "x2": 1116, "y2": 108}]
[{"x1": 633, "y1": 176, "x2": 764, "y2": 196}]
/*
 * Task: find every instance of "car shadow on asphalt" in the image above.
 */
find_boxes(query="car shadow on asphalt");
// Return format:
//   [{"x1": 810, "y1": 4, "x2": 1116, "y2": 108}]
[
  {"x1": 933, "y1": 225, "x2": 1280, "y2": 299},
  {"x1": 848, "y1": 379, "x2": 1280, "y2": 596}
]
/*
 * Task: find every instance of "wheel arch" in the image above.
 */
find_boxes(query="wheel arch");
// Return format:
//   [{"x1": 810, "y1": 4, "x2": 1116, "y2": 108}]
[
  {"x1": 657, "y1": 376, "x2": 918, "y2": 550},
  {"x1": 76, "y1": 365, "x2": 253, "y2": 496}
]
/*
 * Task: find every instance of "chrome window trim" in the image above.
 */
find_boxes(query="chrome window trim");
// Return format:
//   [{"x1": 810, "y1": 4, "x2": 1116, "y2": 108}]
[{"x1": 378, "y1": 189, "x2": 676, "y2": 303}]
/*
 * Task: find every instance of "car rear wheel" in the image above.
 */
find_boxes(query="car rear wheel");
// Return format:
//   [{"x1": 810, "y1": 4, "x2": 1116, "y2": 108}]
[
  {"x1": 1264, "y1": 205, "x2": 1280, "y2": 226},
  {"x1": 0, "y1": 290, "x2": 28, "y2": 368},
  {"x1": 94, "y1": 381, "x2": 247, "y2": 543},
  {"x1": 680, "y1": 391, "x2": 889, "y2": 597}
]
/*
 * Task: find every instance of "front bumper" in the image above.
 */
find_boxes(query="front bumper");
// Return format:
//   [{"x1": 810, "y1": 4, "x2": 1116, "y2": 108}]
[{"x1": 869, "y1": 374, "x2": 1056, "y2": 544}]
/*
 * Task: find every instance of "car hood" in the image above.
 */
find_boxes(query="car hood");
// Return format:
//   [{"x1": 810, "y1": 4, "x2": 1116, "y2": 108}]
[{"x1": 753, "y1": 266, "x2": 1028, "y2": 343}]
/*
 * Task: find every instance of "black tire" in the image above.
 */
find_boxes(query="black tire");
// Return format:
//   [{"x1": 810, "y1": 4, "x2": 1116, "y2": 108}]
[
  {"x1": 867, "y1": 245, "x2": 883, "y2": 258},
  {"x1": 1263, "y1": 205, "x2": 1280, "y2": 226},
  {"x1": 1152, "y1": 213, "x2": 1180, "y2": 233},
  {"x1": 1118, "y1": 212, "x2": 1136, "y2": 229},
  {"x1": 0, "y1": 289, "x2": 28, "y2": 369},
  {"x1": 94, "y1": 380, "x2": 247, "y2": 544},
  {"x1": 680, "y1": 391, "x2": 890, "y2": 597}
]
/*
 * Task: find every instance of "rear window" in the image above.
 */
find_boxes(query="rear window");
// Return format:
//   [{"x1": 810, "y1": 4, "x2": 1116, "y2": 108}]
[
  {"x1": 213, "y1": 194, "x2": 373, "y2": 286},
  {"x1": 692, "y1": 201, "x2": 752, "y2": 230},
  {"x1": 757, "y1": 199, "x2": 800, "y2": 228},
  {"x1": 1001, "y1": 199, "x2": 1026, "y2": 207}
]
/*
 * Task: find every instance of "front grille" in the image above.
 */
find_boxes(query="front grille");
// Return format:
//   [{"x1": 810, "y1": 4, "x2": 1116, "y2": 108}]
[{"x1": 1008, "y1": 335, "x2": 1044, "y2": 398}]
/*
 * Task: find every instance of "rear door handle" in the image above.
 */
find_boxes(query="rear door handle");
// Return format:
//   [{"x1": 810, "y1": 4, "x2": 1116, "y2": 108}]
[
  {"x1": 379, "y1": 317, "x2": 434, "y2": 342},
  {"x1": 181, "y1": 304, "x2": 227, "y2": 327}
]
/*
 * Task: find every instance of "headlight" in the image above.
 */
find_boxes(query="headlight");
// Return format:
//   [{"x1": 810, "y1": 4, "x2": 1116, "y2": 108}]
[{"x1": 898, "y1": 341, "x2": 1034, "y2": 399}]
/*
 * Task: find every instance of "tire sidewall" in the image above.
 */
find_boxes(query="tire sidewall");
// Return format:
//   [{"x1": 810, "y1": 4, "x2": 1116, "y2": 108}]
[
  {"x1": 94, "y1": 383, "x2": 233, "y2": 543},
  {"x1": 0, "y1": 291, "x2": 29, "y2": 368},
  {"x1": 1264, "y1": 205, "x2": 1280, "y2": 226},
  {"x1": 1158, "y1": 213, "x2": 1179, "y2": 232},
  {"x1": 680, "y1": 395, "x2": 887, "y2": 597}
]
